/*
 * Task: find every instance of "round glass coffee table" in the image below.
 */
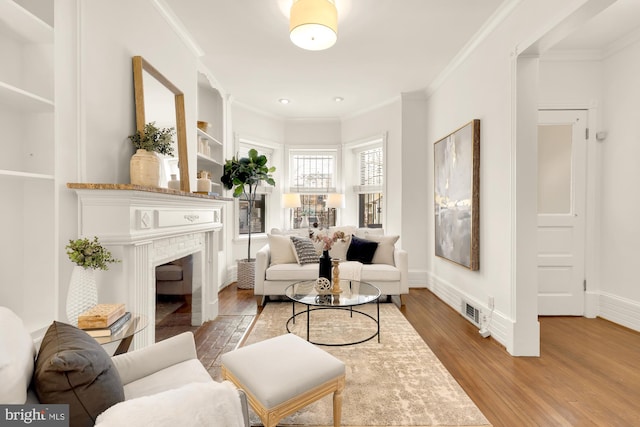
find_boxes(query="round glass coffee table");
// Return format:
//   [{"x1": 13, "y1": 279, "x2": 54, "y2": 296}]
[{"x1": 284, "y1": 279, "x2": 381, "y2": 346}]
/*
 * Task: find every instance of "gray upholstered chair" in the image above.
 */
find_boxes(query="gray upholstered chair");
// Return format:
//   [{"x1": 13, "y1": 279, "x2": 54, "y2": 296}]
[{"x1": 155, "y1": 255, "x2": 193, "y2": 296}]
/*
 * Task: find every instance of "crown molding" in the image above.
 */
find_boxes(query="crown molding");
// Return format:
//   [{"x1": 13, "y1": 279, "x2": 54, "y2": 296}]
[
  {"x1": 151, "y1": 0, "x2": 204, "y2": 57},
  {"x1": 425, "y1": 0, "x2": 524, "y2": 98}
]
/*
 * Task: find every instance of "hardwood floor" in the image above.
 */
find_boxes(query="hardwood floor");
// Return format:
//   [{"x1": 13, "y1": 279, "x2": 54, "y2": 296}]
[{"x1": 167, "y1": 285, "x2": 640, "y2": 426}]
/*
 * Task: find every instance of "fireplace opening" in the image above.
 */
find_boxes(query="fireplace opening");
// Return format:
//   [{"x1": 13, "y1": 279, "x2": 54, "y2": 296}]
[{"x1": 155, "y1": 254, "x2": 198, "y2": 342}]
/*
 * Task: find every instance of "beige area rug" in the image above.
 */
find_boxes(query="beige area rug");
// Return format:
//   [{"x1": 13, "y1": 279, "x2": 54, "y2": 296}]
[{"x1": 242, "y1": 302, "x2": 491, "y2": 427}]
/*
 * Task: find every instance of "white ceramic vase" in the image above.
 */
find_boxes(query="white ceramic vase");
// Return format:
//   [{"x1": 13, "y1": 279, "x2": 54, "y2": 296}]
[
  {"x1": 66, "y1": 265, "x2": 98, "y2": 326},
  {"x1": 130, "y1": 148, "x2": 160, "y2": 187}
]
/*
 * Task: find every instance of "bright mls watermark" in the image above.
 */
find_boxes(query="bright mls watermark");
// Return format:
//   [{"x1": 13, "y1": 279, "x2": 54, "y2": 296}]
[{"x1": 0, "y1": 405, "x2": 68, "y2": 426}]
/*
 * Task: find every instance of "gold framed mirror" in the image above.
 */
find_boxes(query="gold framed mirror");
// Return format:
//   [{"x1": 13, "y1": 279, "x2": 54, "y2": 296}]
[{"x1": 132, "y1": 56, "x2": 190, "y2": 192}]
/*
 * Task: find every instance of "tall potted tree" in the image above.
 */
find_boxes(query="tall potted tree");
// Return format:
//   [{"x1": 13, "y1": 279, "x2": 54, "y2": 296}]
[{"x1": 221, "y1": 148, "x2": 276, "y2": 289}]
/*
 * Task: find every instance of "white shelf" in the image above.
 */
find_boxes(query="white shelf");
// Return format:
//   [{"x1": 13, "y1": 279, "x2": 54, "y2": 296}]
[
  {"x1": 0, "y1": 81, "x2": 54, "y2": 112},
  {"x1": 0, "y1": 169, "x2": 55, "y2": 180},
  {"x1": 197, "y1": 128, "x2": 223, "y2": 146},
  {"x1": 196, "y1": 152, "x2": 223, "y2": 166},
  {"x1": 0, "y1": 0, "x2": 53, "y2": 43}
]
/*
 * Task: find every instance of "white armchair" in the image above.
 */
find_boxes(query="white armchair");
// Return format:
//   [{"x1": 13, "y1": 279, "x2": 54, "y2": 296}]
[{"x1": 0, "y1": 307, "x2": 249, "y2": 427}]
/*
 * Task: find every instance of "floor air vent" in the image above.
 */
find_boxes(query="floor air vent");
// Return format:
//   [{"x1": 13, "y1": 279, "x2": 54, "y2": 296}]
[{"x1": 462, "y1": 301, "x2": 481, "y2": 327}]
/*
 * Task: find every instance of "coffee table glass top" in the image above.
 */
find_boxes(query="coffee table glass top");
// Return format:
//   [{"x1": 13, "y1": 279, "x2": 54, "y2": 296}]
[{"x1": 285, "y1": 280, "x2": 380, "y2": 307}]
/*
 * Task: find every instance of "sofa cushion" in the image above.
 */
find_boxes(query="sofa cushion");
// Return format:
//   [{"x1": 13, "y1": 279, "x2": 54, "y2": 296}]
[
  {"x1": 0, "y1": 307, "x2": 36, "y2": 404},
  {"x1": 360, "y1": 263, "x2": 402, "y2": 282},
  {"x1": 354, "y1": 227, "x2": 385, "y2": 239},
  {"x1": 122, "y1": 358, "x2": 212, "y2": 400},
  {"x1": 34, "y1": 321, "x2": 125, "y2": 427},
  {"x1": 328, "y1": 233, "x2": 351, "y2": 260},
  {"x1": 266, "y1": 263, "x2": 320, "y2": 281},
  {"x1": 347, "y1": 235, "x2": 379, "y2": 264},
  {"x1": 367, "y1": 234, "x2": 400, "y2": 265},
  {"x1": 267, "y1": 234, "x2": 297, "y2": 265},
  {"x1": 290, "y1": 236, "x2": 319, "y2": 265},
  {"x1": 155, "y1": 264, "x2": 183, "y2": 281}
]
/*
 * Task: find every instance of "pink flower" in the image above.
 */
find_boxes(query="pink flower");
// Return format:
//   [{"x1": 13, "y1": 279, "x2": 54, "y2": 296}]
[{"x1": 314, "y1": 231, "x2": 346, "y2": 251}]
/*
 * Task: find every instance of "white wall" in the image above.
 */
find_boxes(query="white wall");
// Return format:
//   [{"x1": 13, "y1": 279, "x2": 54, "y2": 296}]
[
  {"x1": 227, "y1": 104, "x2": 285, "y2": 274},
  {"x1": 57, "y1": 0, "x2": 201, "y2": 318},
  {"x1": 341, "y1": 99, "x2": 402, "y2": 234},
  {"x1": 599, "y1": 37, "x2": 640, "y2": 329},
  {"x1": 420, "y1": 0, "x2": 606, "y2": 355}
]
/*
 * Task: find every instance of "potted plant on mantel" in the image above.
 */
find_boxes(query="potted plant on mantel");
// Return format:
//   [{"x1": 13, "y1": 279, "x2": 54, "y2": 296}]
[
  {"x1": 128, "y1": 121, "x2": 175, "y2": 187},
  {"x1": 221, "y1": 149, "x2": 276, "y2": 289}
]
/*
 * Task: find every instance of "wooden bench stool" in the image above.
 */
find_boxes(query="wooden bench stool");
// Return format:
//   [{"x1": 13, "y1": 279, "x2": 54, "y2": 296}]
[{"x1": 221, "y1": 333, "x2": 346, "y2": 427}]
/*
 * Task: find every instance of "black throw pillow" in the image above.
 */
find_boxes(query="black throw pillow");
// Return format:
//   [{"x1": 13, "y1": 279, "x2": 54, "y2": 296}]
[
  {"x1": 346, "y1": 235, "x2": 379, "y2": 264},
  {"x1": 33, "y1": 321, "x2": 125, "y2": 427}
]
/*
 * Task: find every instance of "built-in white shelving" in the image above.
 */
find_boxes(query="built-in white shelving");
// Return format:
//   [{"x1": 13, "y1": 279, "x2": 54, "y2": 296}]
[
  {"x1": 0, "y1": 0, "x2": 56, "y2": 334},
  {"x1": 196, "y1": 73, "x2": 225, "y2": 190}
]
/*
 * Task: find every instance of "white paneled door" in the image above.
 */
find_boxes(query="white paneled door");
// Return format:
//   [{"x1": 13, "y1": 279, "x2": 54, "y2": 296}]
[{"x1": 537, "y1": 110, "x2": 587, "y2": 315}]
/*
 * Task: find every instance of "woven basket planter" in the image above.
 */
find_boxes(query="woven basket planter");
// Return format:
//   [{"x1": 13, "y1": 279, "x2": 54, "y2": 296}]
[{"x1": 237, "y1": 259, "x2": 255, "y2": 289}]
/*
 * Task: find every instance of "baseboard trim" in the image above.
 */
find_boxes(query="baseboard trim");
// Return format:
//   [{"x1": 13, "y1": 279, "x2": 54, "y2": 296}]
[
  {"x1": 425, "y1": 272, "x2": 512, "y2": 350},
  {"x1": 598, "y1": 292, "x2": 640, "y2": 332}
]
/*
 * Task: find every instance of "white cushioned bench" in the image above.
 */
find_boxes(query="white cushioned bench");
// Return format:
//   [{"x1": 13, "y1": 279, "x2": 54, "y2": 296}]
[{"x1": 220, "y1": 333, "x2": 346, "y2": 427}]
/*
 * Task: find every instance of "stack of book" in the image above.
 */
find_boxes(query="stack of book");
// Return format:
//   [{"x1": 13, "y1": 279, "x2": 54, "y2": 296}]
[{"x1": 78, "y1": 303, "x2": 132, "y2": 338}]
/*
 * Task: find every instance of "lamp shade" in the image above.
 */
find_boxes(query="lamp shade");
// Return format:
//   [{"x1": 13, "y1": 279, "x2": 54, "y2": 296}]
[
  {"x1": 283, "y1": 193, "x2": 302, "y2": 209},
  {"x1": 290, "y1": 0, "x2": 338, "y2": 51},
  {"x1": 326, "y1": 193, "x2": 345, "y2": 209}
]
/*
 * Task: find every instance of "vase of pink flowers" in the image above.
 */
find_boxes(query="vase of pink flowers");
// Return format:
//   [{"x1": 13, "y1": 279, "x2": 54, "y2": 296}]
[{"x1": 314, "y1": 231, "x2": 346, "y2": 281}]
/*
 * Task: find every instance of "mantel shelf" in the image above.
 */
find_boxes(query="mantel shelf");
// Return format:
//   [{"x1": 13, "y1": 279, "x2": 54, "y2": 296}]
[{"x1": 66, "y1": 183, "x2": 233, "y2": 201}]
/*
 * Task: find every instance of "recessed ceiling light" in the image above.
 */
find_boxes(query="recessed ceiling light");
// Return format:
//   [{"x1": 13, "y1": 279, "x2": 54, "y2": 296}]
[
  {"x1": 279, "y1": 98, "x2": 290, "y2": 104},
  {"x1": 334, "y1": 97, "x2": 344, "y2": 102}
]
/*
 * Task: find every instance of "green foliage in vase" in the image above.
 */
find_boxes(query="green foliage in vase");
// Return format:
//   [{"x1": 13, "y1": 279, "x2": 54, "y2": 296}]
[
  {"x1": 128, "y1": 121, "x2": 175, "y2": 156},
  {"x1": 221, "y1": 149, "x2": 276, "y2": 260},
  {"x1": 66, "y1": 236, "x2": 120, "y2": 270}
]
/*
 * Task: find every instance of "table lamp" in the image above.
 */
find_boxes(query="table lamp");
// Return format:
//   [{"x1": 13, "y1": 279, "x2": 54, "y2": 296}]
[{"x1": 283, "y1": 193, "x2": 302, "y2": 229}]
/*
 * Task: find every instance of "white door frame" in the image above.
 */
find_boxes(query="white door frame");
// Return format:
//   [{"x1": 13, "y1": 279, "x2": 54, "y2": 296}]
[{"x1": 539, "y1": 103, "x2": 601, "y2": 318}]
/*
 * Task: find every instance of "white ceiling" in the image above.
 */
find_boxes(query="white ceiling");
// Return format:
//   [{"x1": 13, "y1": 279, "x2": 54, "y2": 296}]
[
  {"x1": 550, "y1": 0, "x2": 640, "y2": 51},
  {"x1": 164, "y1": 0, "x2": 640, "y2": 120}
]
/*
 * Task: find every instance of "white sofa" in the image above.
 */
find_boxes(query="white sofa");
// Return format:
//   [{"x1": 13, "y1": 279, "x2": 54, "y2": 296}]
[
  {"x1": 0, "y1": 307, "x2": 249, "y2": 427},
  {"x1": 255, "y1": 227, "x2": 408, "y2": 307}
]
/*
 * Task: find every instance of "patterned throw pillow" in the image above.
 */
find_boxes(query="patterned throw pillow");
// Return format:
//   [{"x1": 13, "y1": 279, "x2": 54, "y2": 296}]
[{"x1": 290, "y1": 236, "x2": 319, "y2": 265}]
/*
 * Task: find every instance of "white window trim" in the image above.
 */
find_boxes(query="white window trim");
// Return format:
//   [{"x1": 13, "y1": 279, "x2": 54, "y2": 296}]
[
  {"x1": 232, "y1": 134, "x2": 283, "y2": 239},
  {"x1": 343, "y1": 133, "x2": 387, "y2": 228}
]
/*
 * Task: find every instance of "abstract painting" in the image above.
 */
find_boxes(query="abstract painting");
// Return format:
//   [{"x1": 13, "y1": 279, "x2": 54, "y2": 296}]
[{"x1": 434, "y1": 120, "x2": 480, "y2": 270}]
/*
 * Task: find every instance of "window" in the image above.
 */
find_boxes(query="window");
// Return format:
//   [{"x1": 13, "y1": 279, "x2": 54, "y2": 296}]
[
  {"x1": 236, "y1": 139, "x2": 275, "y2": 235},
  {"x1": 239, "y1": 194, "x2": 266, "y2": 235},
  {"x1": 288, "y1": 149, "x2": 339, "y2": 229},
  {"x1": 289, "y1": 151, "x2": 336, "y2": 192},
  {"x1": 352, "y1": 141, "x2": 385, "y2": 228}
]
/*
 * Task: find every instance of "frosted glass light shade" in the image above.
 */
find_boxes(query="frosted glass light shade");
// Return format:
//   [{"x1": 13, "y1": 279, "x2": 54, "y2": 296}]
[
  {"x1": 326, "y1": 193, "x2": 345, "y2": 208},
  {"x1": 283, "y1": 193, "x2": 302, "y2": 208},
  {"x1": 290, "y1": 0, "x2": 338, "y2": 51}
]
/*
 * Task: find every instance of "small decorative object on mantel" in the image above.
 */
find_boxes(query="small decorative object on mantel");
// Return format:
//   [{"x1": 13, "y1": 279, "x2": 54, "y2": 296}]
[
  {"x1": 196, "y1": 170, "x2": 211, "y2": 193},
  {"x1": 168, "y1": 173, "x2": 180, "y2": 190},
  {"x1": 65, "y1": 236, "x2": 120, "y2": 327},
  {"x1": 128, "y1": 121, "x2": 175, "y2": 188}
]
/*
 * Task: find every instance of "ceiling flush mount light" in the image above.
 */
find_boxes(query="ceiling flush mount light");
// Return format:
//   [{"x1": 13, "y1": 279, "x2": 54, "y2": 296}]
[
  {"x1": 290, "y1": 0, "x2": 338, "y2": 51},
  {"x1": 334, "y1": 96, "x2": 344, "y2": 102},
  {"x1": 279, "y1": 98, "x2": 290, "y2": 104}
]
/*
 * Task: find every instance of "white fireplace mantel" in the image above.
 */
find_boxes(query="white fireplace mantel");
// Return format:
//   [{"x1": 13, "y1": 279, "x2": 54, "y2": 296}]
[{"x1": 69, "y1": 184, "x2": 229, "y2": 349}]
